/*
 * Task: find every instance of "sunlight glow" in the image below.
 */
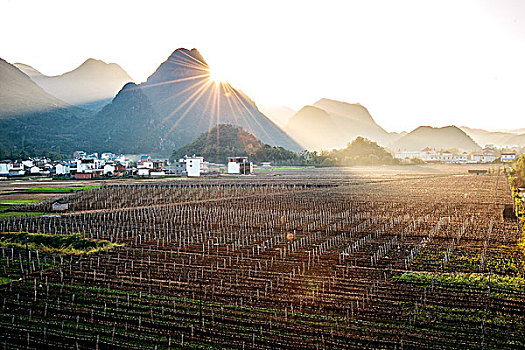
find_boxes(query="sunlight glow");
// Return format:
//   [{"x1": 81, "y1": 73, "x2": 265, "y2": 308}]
[{"x1": 208, "y1": 69, "x2": 227, "y2": 86}]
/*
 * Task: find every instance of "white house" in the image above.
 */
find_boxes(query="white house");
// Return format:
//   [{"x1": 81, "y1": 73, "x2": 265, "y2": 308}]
[
  {"x1": 178, "y1": 155, "x2": 204, "y2": 177},
  {"x1": 137, "y1": 158, "x2": 154, "y2": 176},
  {"x1": 393, "y1": 150, "x2": 421, "y2": 160},
  {"x1": 76, "y1": 158, "x2": 100, "y2": 173},
  {"x1": 452, "y1": 152, "x2": 469, "y2": 163},
  {"x1": 101, "y1": 153, "x2": 117, "y2": 160},
  {"x1": 103, "y1": 163, "x2": 116, "y2": 176},
  {"x1": 441, "y1": 151, "x2": 453, "y2": 162},
  {"x1": 22, "y1": 160, "x2": 34, "y2": 168},
  {"x1": 138, "y1": 161, "x2": 153, "y2": 169},
  {"x1": 8, "y1": 163, "x2": 25, "y2": 176},
  {"x1": 55, "y1": 163, "x2": 71, "y2": 176},
  {"x1": 29, "y1": 166, "x2": 42, "y2": 174},
  {"x1": 51, "y1": 200, "x2": 69, "y2": 211},
  {"x1": 502, "y1": 153, "x2": 517, "y2": 163},
  {"x1": 0, "y1": 161, "x2": 10, "y2": 176},
  {"x1": 137, "y1": 168, "x2": 151, "y2": 176},
  {"x1": 471, "y1": 152, "x2": 483, "y2": 163},
  {"x1": 228, "y1": 157, "x2": 253, "y2": 175}
]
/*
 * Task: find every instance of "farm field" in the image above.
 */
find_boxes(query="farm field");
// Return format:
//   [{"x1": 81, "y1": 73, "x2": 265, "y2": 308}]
[{"x1": 0, "y1": 165, "x2": 523, "y2": 349}]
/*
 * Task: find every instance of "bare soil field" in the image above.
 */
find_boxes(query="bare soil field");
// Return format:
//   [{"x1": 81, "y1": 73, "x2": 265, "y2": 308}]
[{"x1": 1, "y1": 164, "x2": 521, "y2": 349}]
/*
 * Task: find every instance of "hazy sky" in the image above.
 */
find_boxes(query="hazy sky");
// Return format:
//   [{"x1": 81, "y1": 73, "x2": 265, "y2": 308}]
[{"x1": 1, "y1": 0, "x2": 524, "y2": 132}]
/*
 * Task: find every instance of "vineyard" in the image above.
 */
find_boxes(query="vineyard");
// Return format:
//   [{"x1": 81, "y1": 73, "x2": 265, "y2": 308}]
[{"x1": 0, "y1": 167, "x2": 524, "y2": 349}]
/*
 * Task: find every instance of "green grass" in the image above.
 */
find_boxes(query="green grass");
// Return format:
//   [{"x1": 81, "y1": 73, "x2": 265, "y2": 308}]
[
  {"x1": 0, "y1": 199, "x2": 41, "y2": 205},
  {"x1": 0, "y1": 212, "x2": 51, "y2": 218},
  {"x1": 0, "y1": 277, "x2": 14, "y2": 285},
  {"x1": 0, "y1": 232, "x2": 120, "y2": 255},
  {"x1": 393, "y1": 271, "x2": 525, "y2": 292},
  {"x1": 14, "y1": 185, "x2": 102, "y2": 193}
]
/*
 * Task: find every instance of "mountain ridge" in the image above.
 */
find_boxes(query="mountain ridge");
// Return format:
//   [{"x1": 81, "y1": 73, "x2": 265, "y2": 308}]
[
  {"x1": 285, "y1": 98, "x2": 398, "y2": 151},
  {"x1": 392, "y1": 125, "x2": 480, "y2": 152},
  {"x1": 136, "y1": 48, "x2": 302, "y2": 152},
  {"x1": 14, "y1": 58, "x2": 133, "y2": 106},
  {"x1": 0, "y1": 58, "x2": 69, "y2": 118}
]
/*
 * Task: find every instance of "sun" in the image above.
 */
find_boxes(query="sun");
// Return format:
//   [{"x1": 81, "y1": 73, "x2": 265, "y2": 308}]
[{"x1": 208, "y1": 69, "x2": 227, "y2": 86}]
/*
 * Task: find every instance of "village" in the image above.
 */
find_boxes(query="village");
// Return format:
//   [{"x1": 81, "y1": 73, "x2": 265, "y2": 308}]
[
  {"x1": 0, "y1": 151, "x2": 255, "y2": 179},
  {"x1": 0, "y1": 144, "x2": 523, "y2": 180},
  {"x1": 393, "y1": 144, "x2": 521, "y2": 163}
]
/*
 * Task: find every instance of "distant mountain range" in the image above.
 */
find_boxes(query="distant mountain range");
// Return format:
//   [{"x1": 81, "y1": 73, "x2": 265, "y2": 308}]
[
  {"x1": 14, "y1": 59, "x2": 133, "y2": 110},
  {"x1": 0, "y1": 58, "x2": 68, "y2": 117},
  {"x1": 392, "y1": 126, "x2": 480, "y2": 152},
  {"x1": 285, "y1": 98, "x2": 399, "y2": 151},
  {"x1": 1, "y1": 48, "x2": 525, "y2": 158},
  {"x1": 459, "y1": 126, "x2": 525, "y2": 148},
  {"x1": 0, "y1": 58, "x2": 90, "y2": 156},
  {"x1": 0, "y1": 49, "x2": 301, "y2": 156}
]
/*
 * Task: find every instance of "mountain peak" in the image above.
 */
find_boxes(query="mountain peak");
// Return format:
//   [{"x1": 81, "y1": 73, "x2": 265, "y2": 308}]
[
  {"x1": 138, "y1": 48, "x2": 301, "y2": 152},
  {"x1": 167, "y1": 48, "x2": 208, "y2": 68},
  {"x1": 392, "y1": 125, "x2": 480, "y2": 151},
  {"x1": 144, "y1": 48, "x2": 209, "y2": 85},
  {"x1": 80, "y1": 58, "x2": 104, "y2": 66},
  {"x1": 313, "y1": 98, "x2": 369, "y2": 116}
]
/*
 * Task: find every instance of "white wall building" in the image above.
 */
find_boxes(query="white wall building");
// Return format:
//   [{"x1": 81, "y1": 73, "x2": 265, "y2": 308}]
[
  {"x1": 103, "y1": 163, "x2": 116, "y2": 175},
  {"x1": 184, "y1": 156, "x2": 203, "y2": 177},
  {"x1": 228, "y1": 157, "x2": 253, "y2": 175},
  {"x1": 76, "y1": 158, "x2": 100, "y2": 173},
  {"x1": 393, "y1": 150, "x2": 421, "y2": 160},
  {"x1": 502, "y1": 153, "x2": 517, "y2": 163},
  {"x1": 55, "y1": 163, "x2": 71, "y2": 176},
  {"x1": 29, "y1": 166, "x2": 41, "y2": 174},
  {"x1": 0, "y1": 161, "x2": 10, "y2": 176},
  {"x1": 137, "y1": 168, "x2": 151, "y2": 176}
]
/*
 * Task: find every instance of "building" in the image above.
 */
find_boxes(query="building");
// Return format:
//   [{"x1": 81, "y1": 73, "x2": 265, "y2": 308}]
[
  {"x1": 75, "y1": 158, "x2": 102, "y2": 179},
  {"x1": 8, "y1": 162, "x2": 25, "y2": 177},
  {"x1": 76, "y1": 158, "x2": 100, "y2": 173},
  {"x1": 137, "y1": 168, "x2": 151, "y2": 177},
  {"x1": 104, "y1": 163, "x2": 127, "y2": 177},
  {"x1": 103, "y1": 163, "x2": 116, "y2": 176},
  {"x1": 138, "y1": 155, "x2": 151, "y2": 165},
  {"x1": 75, "y1": 172, "x2": 93, "y2": 180},
  {"x1": 178, "y1": 155, "x2": 203, "y2": 177},
  {"x1": 0, "y1": 161, "x2": 10, "y2": 176},
  {"x1": 228, "y1": 157, "x2": 253, "y2": 175},
  {"x1": 471, "y1": 152, "x2": 483, "y2": 163},
  {"x1": 29, "y1": 166, "x2": 42, "y2": 174},
  {"x1": 55, "y1": 163, "x2": 71, "y2": 176},
  {"x1": 502, "y1": 152, "x2": 517, "y2": 163},
  {"x1": 393, "y1": 150, "x2": 421, "y2": 160},
  {"x1": 137, "y1": 159, "x2": 165, "y2": 177}
]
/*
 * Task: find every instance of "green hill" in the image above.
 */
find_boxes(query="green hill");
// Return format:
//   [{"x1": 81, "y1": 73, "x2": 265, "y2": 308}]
[
  {"x1": 171, "y1": 124, "x2": 300, "y2": 164},
  {"x1": 315, "y1": 137, "x2": 399, "y2": 166}
]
